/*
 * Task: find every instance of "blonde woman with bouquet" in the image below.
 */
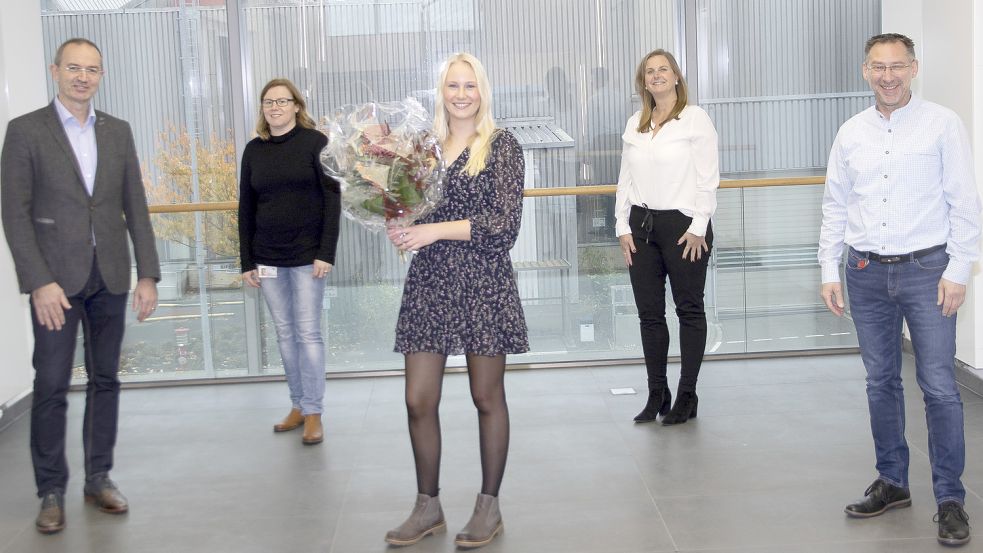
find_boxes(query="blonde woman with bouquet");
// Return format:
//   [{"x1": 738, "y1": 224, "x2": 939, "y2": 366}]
[{"x1": 384, "y1": 53, "x2": 528, "y2": 549}]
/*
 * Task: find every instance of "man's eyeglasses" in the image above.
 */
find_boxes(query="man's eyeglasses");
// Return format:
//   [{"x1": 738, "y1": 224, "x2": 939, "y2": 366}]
[
  {"x1": 63, "y1": 65, "x2": 104, "y2": 76},
  {"x1": 262, "y1": 98, "x2": 295, "y2": 108},
  {"x1": 865, "y1": 63, "x2": 912, "y2": 75}
]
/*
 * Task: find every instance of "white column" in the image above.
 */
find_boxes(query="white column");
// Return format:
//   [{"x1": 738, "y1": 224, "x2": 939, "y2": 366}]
[
  {"x1": 883, "y1": 0, "x2": 983, "y2": 373},
  {"x1": 0, "y1": 0, "x2": 46, "y2": 416}
]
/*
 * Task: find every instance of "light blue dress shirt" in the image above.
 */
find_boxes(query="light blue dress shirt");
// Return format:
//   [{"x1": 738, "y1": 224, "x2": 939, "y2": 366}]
[
  {"x1": 819, "y1": 95, "x2": 982, "y2": 285},
  {"x1": 53, "y1": 96, "x2": 97, "y2": 197}
]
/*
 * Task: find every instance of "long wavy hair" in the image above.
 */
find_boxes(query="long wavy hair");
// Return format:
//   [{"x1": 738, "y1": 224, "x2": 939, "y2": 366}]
[
  {"x1": 433, "y1": 53, "x2": 498, "y2": 176},
  {"x1": 254, "y1": 78, "x2": 315, "y2": 140},
  {"x1": 634, "y1": 49, "x2": 689, "y2": 134}
]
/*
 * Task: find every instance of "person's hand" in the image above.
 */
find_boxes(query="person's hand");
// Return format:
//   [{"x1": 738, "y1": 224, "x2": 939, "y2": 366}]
[
  {"x1": 242, "y1": 269, "x2": 260, "y2": 288},
  {"x1": 677, "y1": 232, "x2": 708, "y2": 262},
  {"x1": 313, "y1": 260, "x2": 333, "y2": 279},
  {"x1": 821, "y1": 282, "x2": 845, "y2": 317},
  {"x1": 387, "y1": 224, "x2": 438, "y2": 252},
  {"x1": 31, "y1": 282, "x2": 71, "y2": 331},
  {"x1": 938, "y1": 278, "x2": 966, "y2": 317},
  {"x1": 618, "y1": 234, "x2": 636, "y2": 267},
  {"x1": 132, "y1": 277, "x2": 158, "y2": 322}
]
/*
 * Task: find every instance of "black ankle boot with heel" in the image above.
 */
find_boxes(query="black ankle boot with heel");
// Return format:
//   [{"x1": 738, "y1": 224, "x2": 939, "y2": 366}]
[
  {"x1": 633, "y1": 387, "x2": 671, "y2": 423},
  {"x1": 662, "y1": 391, "x2": 698, "y2": 425}
]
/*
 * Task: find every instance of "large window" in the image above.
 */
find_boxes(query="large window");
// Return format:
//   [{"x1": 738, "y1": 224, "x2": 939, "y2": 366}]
[{"x1": 39, "y1": 0, "x2": 877, "y2": 382}]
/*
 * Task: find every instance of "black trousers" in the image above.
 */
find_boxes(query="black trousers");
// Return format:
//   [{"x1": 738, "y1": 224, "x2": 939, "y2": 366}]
[
  {"x1": 627, "y1": 206, "x2": 712, "y2": 392},
  {"x1": 30, "y1": 259, "x2": 127, "y2": 496}
]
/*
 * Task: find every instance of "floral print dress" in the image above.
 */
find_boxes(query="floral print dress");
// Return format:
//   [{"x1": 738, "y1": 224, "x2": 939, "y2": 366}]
[{"x1": 394, "y1": 130, "x2": 529, "y2": 356}]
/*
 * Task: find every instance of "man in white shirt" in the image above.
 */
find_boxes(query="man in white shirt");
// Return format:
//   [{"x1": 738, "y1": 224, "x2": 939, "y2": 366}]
[{"x1": 818, "y1": 33, "x2": 981, "y2": 546}]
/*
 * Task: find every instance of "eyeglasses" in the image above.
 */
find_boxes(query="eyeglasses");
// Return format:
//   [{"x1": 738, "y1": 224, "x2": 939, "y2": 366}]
[
  {"x1": 63, "y1": 64, "x2": 104, "y2": 76},
  {"x1": 866, "y1": 63, "x2": 912, "y2": 75},
  {"x1": 262, "y1": 98, "x2": 295, "y2": 108}
]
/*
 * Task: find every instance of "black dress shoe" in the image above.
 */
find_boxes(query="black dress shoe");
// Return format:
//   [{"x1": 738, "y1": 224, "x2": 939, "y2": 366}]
[
  {"x1": 633, "y1": 387, "x2": 671, "y2": 423},
  {"x1": 36, "y1": 490, "x2": 65, "y2": 534},
  {"x1": 844, "y1": 479, "x2": 911, "y2": 518},
  {"x1": 936, "y1": 501, "x2": 971, "y2": 546},
  {"x1": 662, "y1": 391, "x2": 698, "y2": 425}
]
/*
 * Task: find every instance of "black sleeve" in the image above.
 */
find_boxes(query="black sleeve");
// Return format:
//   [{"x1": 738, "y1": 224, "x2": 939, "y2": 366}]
[
  {"x1": 237, "y1": 144, "x2": 257, "y2": 273},
  {"x1": 315, "y1": 132, "x2": 342, "y2": 265}
]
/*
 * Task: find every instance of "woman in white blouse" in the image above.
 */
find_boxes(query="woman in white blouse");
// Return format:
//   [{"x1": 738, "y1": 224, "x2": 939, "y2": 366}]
[{"x1": 615, "y1": 49, "x2": 720, "y2": 426}]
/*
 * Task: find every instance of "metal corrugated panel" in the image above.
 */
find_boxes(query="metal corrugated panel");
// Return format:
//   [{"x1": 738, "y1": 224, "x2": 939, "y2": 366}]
[
  {"x1": 703, "y1": 92, "x2": 873, "y2": 172},
  {"x1": 240, "y1": 0, "x2": 675, "y2": 187},
  {"x1": 44, "y1": 0, "x2": 133, "y2": 11},
  {"x1": 499, "y1": 118, "x2": 574, "y2": 149},
  {"x1": 695, "y1": 0, "x2": 880, "y2": 173},
  {"x1": 697, "y1": 0, "x2": 879, "y2": 99},
  {"x1": 41, "y1": 8, "x2": 234, "y2": 186}
]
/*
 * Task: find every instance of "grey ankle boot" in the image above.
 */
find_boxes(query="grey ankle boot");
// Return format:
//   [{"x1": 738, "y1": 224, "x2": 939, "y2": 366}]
[
  {"x1": 454, "y1": 493, "x2": 503, "y2": 548},
  {"x1": 384, "y1": 493, "x2": 446, "y2": 546}
]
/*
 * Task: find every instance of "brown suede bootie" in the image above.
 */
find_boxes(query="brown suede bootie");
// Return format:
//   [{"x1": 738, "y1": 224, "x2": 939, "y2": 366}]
[
  {"x1": 455, "y1": 493, "x2": 503, "y2": 548},
  {"x1": 385, "y1": 493, "x2": 446, "y2": 546},
  {"x1": 273, "y1": 408, "x2": 304, "y2": 432}
]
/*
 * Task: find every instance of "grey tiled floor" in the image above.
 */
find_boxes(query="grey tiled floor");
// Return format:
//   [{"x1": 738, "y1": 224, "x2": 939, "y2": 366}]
[{"x1": 1, "y1": 353, "x2": 983, "y2": 552}]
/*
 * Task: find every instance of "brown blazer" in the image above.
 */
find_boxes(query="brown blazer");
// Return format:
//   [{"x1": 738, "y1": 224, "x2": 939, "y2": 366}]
[{"x1": 0, "y1": 102, "x2": 160, "y2": 296}]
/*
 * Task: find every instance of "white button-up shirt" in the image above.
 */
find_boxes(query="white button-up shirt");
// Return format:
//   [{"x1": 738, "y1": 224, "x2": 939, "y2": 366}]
[
  {"x1": 818, "y1": 95, "x2": 982, "y2": 285},
  {"x1": 53, "y1": 96, "x2": 97, "y2": 196},
  {"x1": 615, "y1": 105, "x2": 720, "y2": 237}
]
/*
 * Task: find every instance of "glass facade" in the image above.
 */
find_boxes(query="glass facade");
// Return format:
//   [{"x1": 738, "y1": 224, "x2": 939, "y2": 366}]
[{"x1": 39, "y1": 0, "x2": 878, "y2": 382}]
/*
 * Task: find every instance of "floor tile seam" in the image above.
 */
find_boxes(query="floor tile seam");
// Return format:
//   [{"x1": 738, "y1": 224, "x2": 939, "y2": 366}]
[
  {"x1": 625, "y1": 441, "x2": 878, "y2": 460},
  {"x1": 672, "y1": 535, "x2": 943, "y2": 552},
  {"x1": 0, "y1": 524, "x2": 27, "y2": 553},
  {"x1": 615, "y1": 406, "x2": 870, "y2": 419},
  {"x1": 324, "y1": 464, "x2": 354, "y2": 553},
  {"x1": 626, "y1": 448, "x2": 680, "y2": 552}
]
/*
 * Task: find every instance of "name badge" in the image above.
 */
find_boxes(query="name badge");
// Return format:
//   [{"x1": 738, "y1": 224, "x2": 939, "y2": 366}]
[{"x1": 257, "y1": 265, "x2": 278, "y2": 278}]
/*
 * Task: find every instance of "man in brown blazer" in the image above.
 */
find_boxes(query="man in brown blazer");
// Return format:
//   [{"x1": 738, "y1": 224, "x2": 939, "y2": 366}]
[{"x1": 0, "y1": 38, "x2": 160, "y2": 534}]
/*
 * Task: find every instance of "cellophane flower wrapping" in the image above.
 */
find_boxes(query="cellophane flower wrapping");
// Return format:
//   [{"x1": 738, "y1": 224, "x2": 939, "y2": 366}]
[{"x1": 320, "y1": 98, "x2": 445, "y2": 233}]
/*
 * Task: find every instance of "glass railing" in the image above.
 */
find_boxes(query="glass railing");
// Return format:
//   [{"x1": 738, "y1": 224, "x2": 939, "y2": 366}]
[{"x1": 71, "y1": 177, "x2": 859, "y2": 383}]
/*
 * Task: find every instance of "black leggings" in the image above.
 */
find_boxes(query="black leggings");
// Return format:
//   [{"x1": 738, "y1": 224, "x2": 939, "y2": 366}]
[{"x1": 627, "y1": 206, "x2": 712, "y2": 392}]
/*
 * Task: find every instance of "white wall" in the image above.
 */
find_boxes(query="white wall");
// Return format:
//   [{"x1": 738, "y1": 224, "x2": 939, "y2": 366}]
[
  {"x1": 882, "y1": 0, "x2": 983, "y2": 373},
  {"x1": 0, "y1": 0, "x2": 46, "y2": 415}
]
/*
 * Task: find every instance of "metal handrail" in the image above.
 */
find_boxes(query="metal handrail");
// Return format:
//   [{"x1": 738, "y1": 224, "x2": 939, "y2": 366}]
[{"x1": 147, "y1": 175, "x2": 826, "y2": 214}]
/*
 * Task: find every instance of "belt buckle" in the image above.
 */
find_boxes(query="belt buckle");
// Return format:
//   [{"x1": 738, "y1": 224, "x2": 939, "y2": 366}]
[{"x1": 880, "y1": 255, "x2": 902, "y2": 264}]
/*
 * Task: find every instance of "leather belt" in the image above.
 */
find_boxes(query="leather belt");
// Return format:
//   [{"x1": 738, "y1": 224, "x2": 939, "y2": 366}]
[{"x1": 856, "y1": 244, "x2": 946, "y2": 264}]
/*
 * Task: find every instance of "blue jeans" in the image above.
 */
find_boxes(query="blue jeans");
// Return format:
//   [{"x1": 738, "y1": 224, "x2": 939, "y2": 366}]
[
  {"x1": 260, "y1": 264, "x2": 327, "y2": 415},
  {"x1": 845, "y1": 246, "x2": 965, "y2": 505}
]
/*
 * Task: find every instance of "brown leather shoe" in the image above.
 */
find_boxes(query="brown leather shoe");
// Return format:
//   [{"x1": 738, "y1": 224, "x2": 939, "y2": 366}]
[
  {"x1": 302, "y1": 414, "x2": 323, "y2": 445},
  {"x1": 273, "y1": 408, "x2": 304, "y2": 432},
  {"x1": 83, "y1": 474, "x2": 129, "y2": 514},
  {"x1": 36, "y1": 491, "x2": 65, "y2": 534}
]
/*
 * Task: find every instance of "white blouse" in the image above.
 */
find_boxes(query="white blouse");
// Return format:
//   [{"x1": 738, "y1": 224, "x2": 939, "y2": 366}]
[{"x1": 614, "y1": 104, "x2": 720, "y2": 237}]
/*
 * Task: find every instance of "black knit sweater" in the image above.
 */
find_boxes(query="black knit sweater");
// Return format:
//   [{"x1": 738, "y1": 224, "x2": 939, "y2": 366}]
[{"x1": 238, "y1": 126, "x2": 341, "y2": 272}]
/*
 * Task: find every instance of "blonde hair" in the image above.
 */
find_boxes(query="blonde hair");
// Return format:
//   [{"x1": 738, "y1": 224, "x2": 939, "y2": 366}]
[
  {"x1": 634, "y1": 49, "x2": 689, "y2": 134},
  {"x1": 254, "y1": 78, "x2": 315, "y2": 140},
  {"x1": 433, "y1": 53, "x2": 497, "y2": 176}
]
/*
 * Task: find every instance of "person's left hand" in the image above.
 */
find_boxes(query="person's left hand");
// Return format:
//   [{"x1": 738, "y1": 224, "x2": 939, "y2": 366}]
[
  {"x1": 132, "y1": 277, "x2": 158, "y2": 322},
  {"x1": 387, "y1": 224, "x2": 438, "y2": 252},
  {"x1": 677, "y1": 232, "x2": 708, "y2": 262},
  {"x1": 938, "y1": 278, "x2": 966, "y2": 317},
  {"x1": 313, "y1": 260, "x2": 333, "y2": 279}
]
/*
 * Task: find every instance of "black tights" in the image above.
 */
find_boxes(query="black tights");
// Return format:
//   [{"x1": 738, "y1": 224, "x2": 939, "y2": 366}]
[{"x1": 404, "y1": 352, "x2": 509, "y2": 497}]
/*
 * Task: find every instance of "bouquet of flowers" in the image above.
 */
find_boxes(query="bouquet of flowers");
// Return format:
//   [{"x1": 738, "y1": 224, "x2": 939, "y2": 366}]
[{"x1": 320, "y1": 98, "x2": 444, "y2": 233}]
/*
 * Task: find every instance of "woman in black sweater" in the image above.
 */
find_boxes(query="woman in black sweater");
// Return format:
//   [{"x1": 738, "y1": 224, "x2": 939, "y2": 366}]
[{"x1": 238, "y1": 78, "x2": 340, "y2": 445}]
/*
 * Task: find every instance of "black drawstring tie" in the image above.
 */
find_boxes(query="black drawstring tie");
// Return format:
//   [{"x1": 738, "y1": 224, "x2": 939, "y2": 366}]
[{"x1": 639, "y1": 204, "x2": 655, "y2": 243}]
